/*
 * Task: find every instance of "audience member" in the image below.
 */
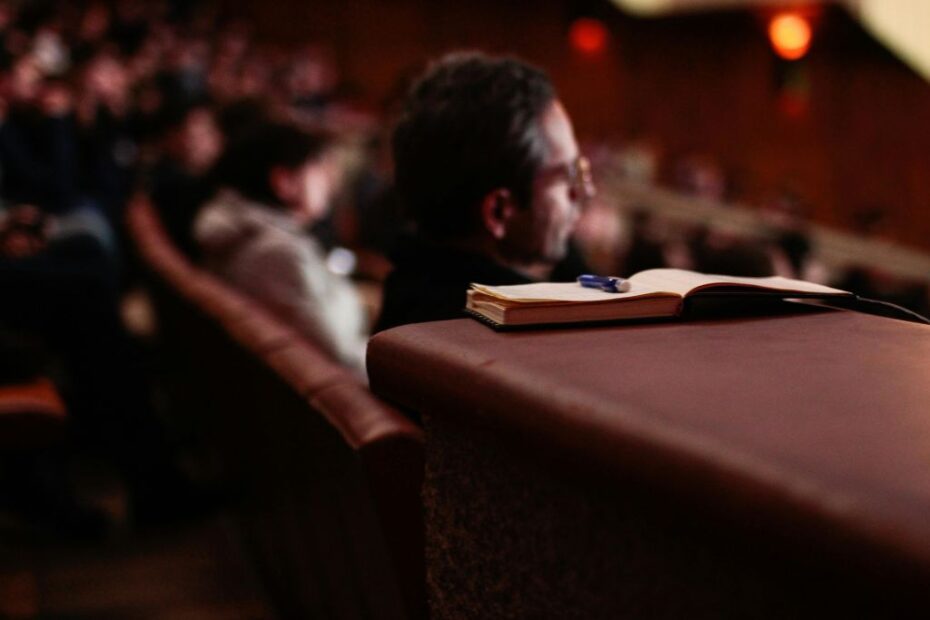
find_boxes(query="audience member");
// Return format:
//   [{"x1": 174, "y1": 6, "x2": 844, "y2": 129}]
[
  {"x1": 74, "y1": 50, "x2": 138, "y2": 225},
  {"x1": 375, "y1": 52, "x2": 594, "y2": 332},
  {"x1": 194, "y1": 122, "x2": 368, "y2": 372},
  {"x1": 147, "y1": 100, "x2": 222, "y2": 258},
  {"x1": 0, "y1": 54, "x2": 80, "y2": 216}
]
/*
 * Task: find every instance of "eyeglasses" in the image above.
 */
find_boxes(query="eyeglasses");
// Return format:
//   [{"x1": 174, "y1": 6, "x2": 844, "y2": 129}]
[
  {"x1": 537, "y1": 155, "x2": 596, "y2": 204},
  {"x1": 567, "y1": 155, "x2": 595, "y2": 203}
]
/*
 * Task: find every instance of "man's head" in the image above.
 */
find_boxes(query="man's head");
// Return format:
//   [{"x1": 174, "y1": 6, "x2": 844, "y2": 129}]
[{"x1": 392, "y1": 52, "x2": 592, "y2": 267}]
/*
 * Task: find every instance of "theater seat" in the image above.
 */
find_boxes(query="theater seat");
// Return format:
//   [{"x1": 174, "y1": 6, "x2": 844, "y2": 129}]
[
  {"x1": 0, "y1": 378, "x2": 67, "y2": 452},
  {"x1": 126, "y1": 195, "x2": 425, "y2": 620}
]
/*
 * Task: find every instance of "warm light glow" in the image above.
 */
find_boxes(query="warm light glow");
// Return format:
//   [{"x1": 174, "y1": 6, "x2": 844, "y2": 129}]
[
  {"x1": 570, "y1": 18, "x2": 609, "y2": 55},
  {"x1": 769, "y1": 12, "x2": 812, "y2": 61}
]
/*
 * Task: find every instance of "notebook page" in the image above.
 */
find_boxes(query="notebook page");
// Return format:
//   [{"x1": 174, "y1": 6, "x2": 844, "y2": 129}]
[
  {"x1": 627, "y1": 269, "x2": 721, "y2": 295},
  {"x1": 629, "y1": 269, "x2": 849, "y2": 296},
  {"x1": 470, "y1": 281, "x2": 672, "y2": 304}
]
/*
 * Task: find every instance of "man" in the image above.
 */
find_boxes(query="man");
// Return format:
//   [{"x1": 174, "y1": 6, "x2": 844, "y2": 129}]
[{"x1": 375, "y1": 52, "x2": 594, "y2": 332}]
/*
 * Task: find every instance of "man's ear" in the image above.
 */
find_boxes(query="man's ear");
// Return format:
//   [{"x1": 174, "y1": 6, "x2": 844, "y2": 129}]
[{"x1": 480, "y1": 189, "x2": 515, "y2": 240}]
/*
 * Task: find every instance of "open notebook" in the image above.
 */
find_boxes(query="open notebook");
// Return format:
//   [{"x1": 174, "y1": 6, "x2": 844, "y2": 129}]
[{"x1": 466, "y1": 268, "x2": 852, "y2": 328}]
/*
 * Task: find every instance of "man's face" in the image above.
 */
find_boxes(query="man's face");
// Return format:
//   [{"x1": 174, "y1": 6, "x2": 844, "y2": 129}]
[{"x1": 501, "y1": 100, "x2": 593, "y2": 266}]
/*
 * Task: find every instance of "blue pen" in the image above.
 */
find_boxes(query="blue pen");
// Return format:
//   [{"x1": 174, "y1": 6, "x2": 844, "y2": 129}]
[{"x1": 577, "y1": 274, "x2": 631, "y2": 293}]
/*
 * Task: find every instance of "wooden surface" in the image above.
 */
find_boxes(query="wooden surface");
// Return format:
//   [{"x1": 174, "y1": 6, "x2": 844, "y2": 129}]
[{"x1": 368, "y1": 308, "x2": 930, "y2": 583}]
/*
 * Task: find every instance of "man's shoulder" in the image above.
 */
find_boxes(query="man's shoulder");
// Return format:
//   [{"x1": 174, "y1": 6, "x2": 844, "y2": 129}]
[
  {"x1": 389, "y1": 235, "x2": 530, "y2": 284},
  {"x1": 375, "y1": 239, "x2": 533, "y2": 333},
  {"x1": 374, "y1": 273, "x2": 467, "y2": 333}
]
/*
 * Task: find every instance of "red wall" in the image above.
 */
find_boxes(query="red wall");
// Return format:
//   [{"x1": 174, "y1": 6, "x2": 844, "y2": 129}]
[
  {"x1": 610, "y1": 8, "x2": 930, "y2": 248},
  {"x1": 240, "y1": 0, "x2": 930, "y2": 250}
]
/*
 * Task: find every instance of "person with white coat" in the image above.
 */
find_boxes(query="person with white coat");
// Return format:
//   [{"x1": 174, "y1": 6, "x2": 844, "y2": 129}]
[{"x1": 194, "y1": 122, "x2": 368, "y2": 374}]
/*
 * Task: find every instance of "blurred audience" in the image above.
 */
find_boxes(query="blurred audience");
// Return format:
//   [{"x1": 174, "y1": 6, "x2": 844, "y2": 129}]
[
  {"x1": 0, "y1": 202, "x2": 194, "y2": 534},
  {"x1": 0, "y1": 0, "x2": 372, "y2": 534}
]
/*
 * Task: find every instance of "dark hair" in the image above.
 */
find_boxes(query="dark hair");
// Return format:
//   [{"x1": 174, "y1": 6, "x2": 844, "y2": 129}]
[
  {"x1": 215, "y1": 121, "x2": 330, "y2": 206},
  {"x1": 392, "y1": 52, "x2": 556, "y2": 238}
]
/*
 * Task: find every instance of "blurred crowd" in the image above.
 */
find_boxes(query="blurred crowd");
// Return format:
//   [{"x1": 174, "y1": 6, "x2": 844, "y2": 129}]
[
  {"x1": 0, "y1": 0, "x2": 380, "y2": 263},
  {"x1": 0, "y1": 0, "x2": 385, "y2": 535}
]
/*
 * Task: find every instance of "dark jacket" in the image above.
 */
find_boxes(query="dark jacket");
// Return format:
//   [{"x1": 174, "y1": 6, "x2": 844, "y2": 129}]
[
  {"x1": 374, "y1": 236, "x2": 533, "y2": 333},
  {"x1": 374, "y1": 236, "x2": 590, "y2": 333}
]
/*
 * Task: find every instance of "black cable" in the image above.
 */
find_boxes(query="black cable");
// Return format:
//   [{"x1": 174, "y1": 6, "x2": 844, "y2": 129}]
[{"x1": 851, "y1": 295, "x2": 930, "y2": 325}]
